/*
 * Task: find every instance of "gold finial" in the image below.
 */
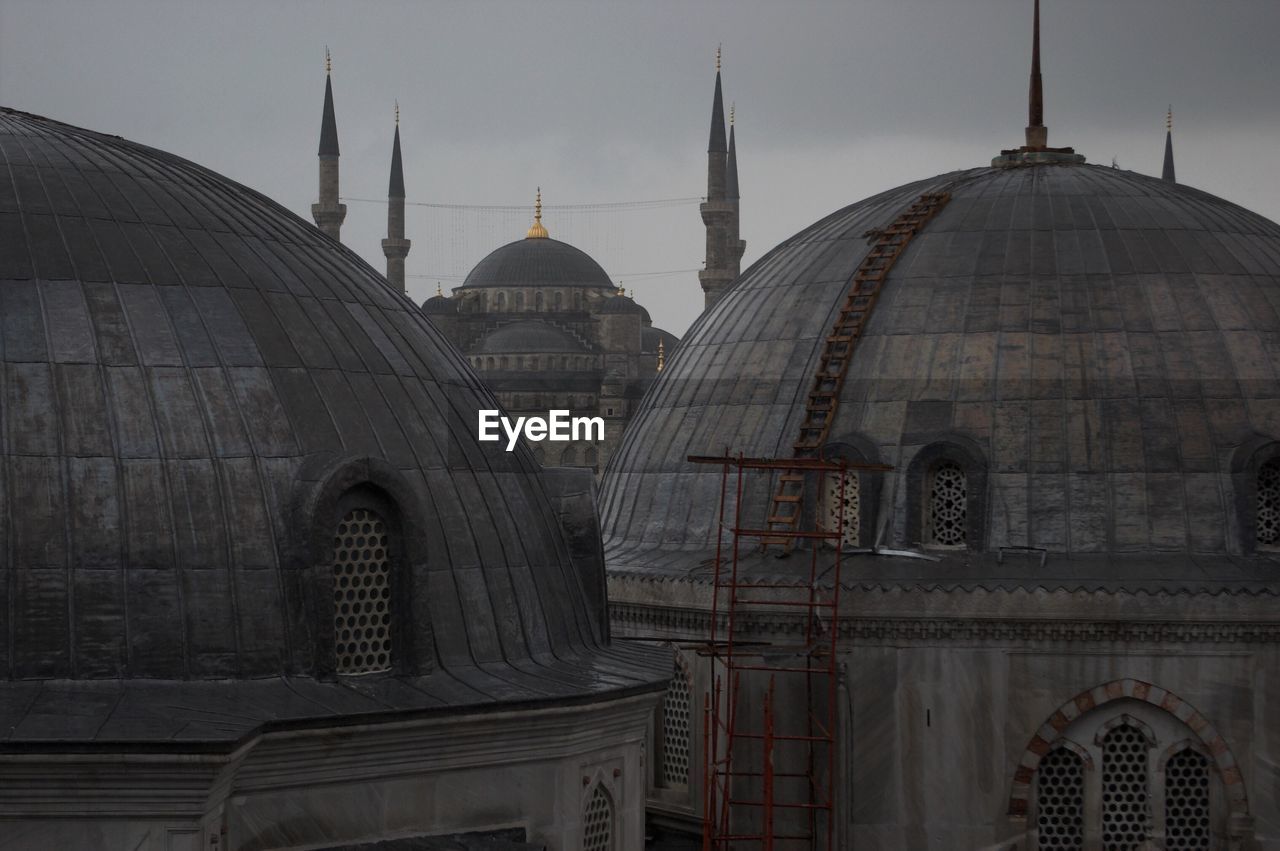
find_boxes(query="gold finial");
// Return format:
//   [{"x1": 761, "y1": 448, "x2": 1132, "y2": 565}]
[
  {"x1": 526, "y1": 186, "x2": 549, "y2": 239},
  {"x1": 730, "y1": 102, "x2": 735, "y2": 126},
  {"x1": 629, "y1": 289, "x2": 634, "y2": 298},
  {"x1": 436, "y1": 282, "x2": 443, "y2": 297},
  {"x1": 657, "y1": 338, "x2": 665, "y2": 373},
  {"x1": 325, "y1": 46, "x2": 331, "y2": 74},
  {"x1": 616, "y1": 285, "x2": 625, "y2": 296},
  {"x1": 716, "y1": 44, "x2": 721, "y2": 72},
  {"x1": 395, "y1": 100, "x2": 400, "y2": 126},
  {"x1": 1166, "y1": 105, "x2": 1173, "y2": 132}
]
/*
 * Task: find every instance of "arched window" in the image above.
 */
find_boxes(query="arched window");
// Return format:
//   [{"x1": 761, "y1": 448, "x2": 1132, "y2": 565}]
[
  {"x1": 585, "y1": 447, "x2": 598, "y2": 467},
  {"x1": 554, "y1": 291, "x2": 564, "y2": 310},
  {"x1": 1035, "y1": 747, "x2": 1085, "y2": 851},
  {"x1": 583, "y1": 784, "x2": 614, "y2": 851},
  {"x1": 533, "y1": 447, "x2": 546, "y2": 465},
  {"x1": 495, "y1": 291, "x2": 506, "y2": 311},
  {"x1": 500, "y1": 356, "x2": 509, "y2": 369},
  {"x1": 561, "y1": 446, "x2": 577, "y2": 466},
  {"x1": 485, "y1": 357, "x2": 495, "y2": 370},
  {"x1": 926, "y1": 460, "x2": 967, "y2": 547},
  {"x1": 332, "y1": 507, "x2": 392, "y2": 675},
  {"x1": 515, "y1": 291, "x2": 525, "y2": 311},
  {"x1": 819, "y1": 471, "x2": 860, "y2": 549},
  {"x1": 1257, "y1": 458, "x2": 1280, "y2": 547},
  {"x1": 574, "y1": 290, "x2": 583, "y2": 311},
  {"x1": 1165, "y1": 749, "x2": 1212, "y2": 850},
  {"x1": 535, "y1": 291, "x2": 545, "y2": 311},
  {"x1": 659, "y1": 652, "x2": 693, "y2": 788},
  {"x1": 1102, "y1": 724, "x2": 1151, "y2": 849}
]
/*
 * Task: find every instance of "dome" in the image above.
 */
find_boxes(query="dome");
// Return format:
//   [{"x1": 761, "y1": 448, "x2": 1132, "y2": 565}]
[
  {"x1": 461, "y1": 236, "x2": 613, "y2": 290},
  {"x1": 476, "y1": 321, "x2": 586, "y2": 354},
  {"x1": 421, "y1": 293, "x2": 456, "y2": 314},
  {"x1": 597, "y1": 293, "x2": 646, "y2": 315},
  {"x1": 0, "y1": 108, "x2": 659, "y2": 705},
  {"x1": 641, "y1": 326, "x2": 678, "y2": 354},
  {"x1": 600, "y1": 163, "x2": 1280, "y2": 590}
]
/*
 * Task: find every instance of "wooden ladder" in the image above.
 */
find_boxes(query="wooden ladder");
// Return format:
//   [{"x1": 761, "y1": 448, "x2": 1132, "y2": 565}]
[{"x1": 763, "y1": 192, "x2": 951, "y2": 548}]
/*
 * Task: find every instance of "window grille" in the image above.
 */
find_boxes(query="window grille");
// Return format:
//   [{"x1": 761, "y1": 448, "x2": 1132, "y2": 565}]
[
  {"x1": 820, "y1": 471, "x2": 860, "y2": 549},
  {"x1": 582, "y1": 784, "x2": 614, "y2": 851},
  {"x1": 1258, "y1": 459, "x2": 1280, "y2": 546},
  {"x1": 1165, "y1": 749, "x2": 1211, "y2": 851},
  {"x1": 1036, "y1": 748, "x2": 1085, "y2": 851},
  {"x1": 1102, "y1": 725, "x2": 1151, "y2": 851},
  {"x1": 927, "y1": 460, "x2": 967, "y2": 546},
  {"x1": 661, "y1": 654, "x2": 692, "y2": 787},
  {"x1": 333, "y1": 508, "x2": 392, "y2": 675}
]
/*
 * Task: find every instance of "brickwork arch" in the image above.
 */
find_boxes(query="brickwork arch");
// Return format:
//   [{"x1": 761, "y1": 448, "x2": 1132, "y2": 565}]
[{"x1": 1008, "y1": 679, "x2": 1247, "y2": 817}]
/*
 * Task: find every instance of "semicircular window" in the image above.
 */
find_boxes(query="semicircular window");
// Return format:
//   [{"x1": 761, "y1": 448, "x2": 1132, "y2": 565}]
[
  {"x1": 926, "y1": 460, "x2": 966, "y2": 547},
  {"x1": 1257, "y1": 458, "x2": 1280, "y2": 547},
  {"x1": 333, "y1": 508, "x2": 393, "y2": 675}
]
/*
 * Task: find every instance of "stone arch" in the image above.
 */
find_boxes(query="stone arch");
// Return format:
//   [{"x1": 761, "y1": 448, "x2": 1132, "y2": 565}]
[
  {"x1": 1231, "y1": 434, "x2": 1280, "y2": 553},
  {"x1": 1008, "y1": 679, "x2": 1247, "y2": 817},
  {"x1": 904, "y1": 436, "x2": 989, "y2": 550}
]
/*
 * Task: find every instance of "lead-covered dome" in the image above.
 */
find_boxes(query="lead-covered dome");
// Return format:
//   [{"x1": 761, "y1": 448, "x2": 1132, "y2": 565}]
[
  {"x1": 601, "y1": 163, "x2": 1280, "y2": 592},
  {"x1": 0, "y1": 108, "x2": 661, "y2": 708},
  {"x1": 461, "y1": 236, "x2": 614, "y2": 289}
]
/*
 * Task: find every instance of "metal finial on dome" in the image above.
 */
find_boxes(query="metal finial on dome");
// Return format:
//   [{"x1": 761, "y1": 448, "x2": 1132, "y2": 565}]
[
  {"x1": 1026, "y1": 0, "x2": 1046, "y2": 148},
  {"x1": 617, "y1": 285, "x2": 625, "y2": 296},
  {"x1": 436, "y1": 282, "x2": 443, "y2": 297},
  {"x1": 1162, "y1": 105, "x2": 1177, "y2": 183},
  {"x1": 657, "y1": 338, "x2": 665, "y2": 373},
  {"x1": 395, "y1": 100, "x2": 400, "y2": 127},
  {"x1": 325, "y1": 46, "x2": 331, "y2": 75},
  {"x1": 730, "y1": 102, "x2": 735, "y2": 126},
  {"x1": 526, "y1": 187, "x2": 548, "y2": 239},
  {"x1": 1167, "y1": 105, "x2": 1173, "y2": 132},
  {"x1": 716, "y1": 44, "x2": 721, "y2": 72}
]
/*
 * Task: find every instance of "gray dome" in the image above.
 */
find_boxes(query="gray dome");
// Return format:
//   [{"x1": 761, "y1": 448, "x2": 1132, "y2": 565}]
[
  {"x1": 421, "y1": 293, "x2": 456, "y2": 314},
  {"x1": 461, "y1": 236, "x2": 613, "y2": 289},
  {"x1": 598, "y1": 294, "x2": 646, "y2": 315},
  {"x1": 0, "y1": 108, "x2": 649, "y2": 698},
  {"x1": 641, "y1": 326, "x2": 678, "y2": 354},
  {"x1": 601, "y1": 163, "x2": 1280, "y2": 588},
  {"x1": 476, "y1": 321, "x2": 586, "y2": 354}
]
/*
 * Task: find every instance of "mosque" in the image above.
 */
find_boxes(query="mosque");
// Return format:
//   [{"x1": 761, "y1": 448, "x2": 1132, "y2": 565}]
[{"x1": 1, "y1": 1, "x2": 1279, "y2": 849}]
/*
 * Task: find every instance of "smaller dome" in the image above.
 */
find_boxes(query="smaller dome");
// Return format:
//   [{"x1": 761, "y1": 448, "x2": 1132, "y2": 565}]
[
  {"x1": 642, "y1": 326, "x2": 679, "y2": 354},
  {"x1": 421, "y1": 294, "x2": 456, "y2": 314},
  {"x1": 476, "y1": 321, "x2": 587, "y2": 354},
  {"x1": 598, "y1": 294, "x2": 646, "y2": 315},
  {"x1": 461, "y1": 238, "x2": 613, "y2": 290}
]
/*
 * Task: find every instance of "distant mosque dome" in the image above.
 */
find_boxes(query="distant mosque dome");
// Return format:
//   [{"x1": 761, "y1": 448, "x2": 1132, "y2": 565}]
[
  {"x1": 598, "y1": 293, "x2": 648, "y2": 315},
  {"x1": 477, "y1": 320, "x2": 586, "y2": 354},
  {"x1": 462, "y1": 236, "x2": 615, "y2": 290}
]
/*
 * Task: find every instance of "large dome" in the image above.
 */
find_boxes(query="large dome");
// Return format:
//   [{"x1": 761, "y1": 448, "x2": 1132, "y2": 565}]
[
  {"x1": 601, "y1": 163, "x2": 1280, "y2": 592},
  {"x1": 0, "y1": 107, "x2": 659, "y2": 708},
  {"x1": 461, "y1": 236, "x2": 614, "y2": 289}
]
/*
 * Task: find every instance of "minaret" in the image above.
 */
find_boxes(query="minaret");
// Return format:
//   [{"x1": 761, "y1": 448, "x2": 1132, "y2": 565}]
[
  {"x1": 311, "y1": 48, "x2": 347, "y2": 241},
  {"x1": 1025, "y1": 0, "x2": 1047, "y2": 149},
  {"x1": 382, "y1": 101, "x2": 411, "y2": 293},
  {"x1": 1162, "y1": 106, "x2": 1177, "y2": 183},
  {"x1": 698, "y1": 45, "x2": 734, "y2": 309},
  {"x1": 726, "y1": 103, "x2": 745, "y2": 278}
]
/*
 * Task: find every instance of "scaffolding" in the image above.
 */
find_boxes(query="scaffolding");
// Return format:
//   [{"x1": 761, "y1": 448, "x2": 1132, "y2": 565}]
[{"x1": 692, "y1": 453, "x2": 890, "y2": 851}]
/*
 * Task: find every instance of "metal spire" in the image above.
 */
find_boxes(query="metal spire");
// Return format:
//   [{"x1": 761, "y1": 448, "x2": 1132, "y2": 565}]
[
  {"x1": 708, "y1": 47, "x2": 727, "y2": 154},
  {"x1": 388, "y1": 106, "x2": 405, "y2": 198},
  {"x1": 657, "y1": 338, "x2": 665, "y2": 373},
  {"x1": 1162, "y1": 105, "x2": 1176, "y2": 183},
  {"x1": 1025, "y1": 0, "x2": 1046, "y2": 148},
  {"x1": 318, "y1": 48, "x2": 339, "y2": 156},
  {"x1": 527, "y1": 187, "x2": 548, "y2": 239}
]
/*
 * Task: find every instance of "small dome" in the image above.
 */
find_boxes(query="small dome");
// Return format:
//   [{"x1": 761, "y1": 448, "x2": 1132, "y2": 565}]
[
  {"x1": 461, "y1": 237, "x2": 613, "y2": 290},
  {"x1": 642, "y1": 326, "x2": 679, "y2": 354},
  {"x1": 421, "y1": 294, "x2": 456, "y2": 314},
  {"x1": 598, "y1": 294, "x2": 646, "y2": 315},
  {"x1": 476, "y1": 320, "x2": 586, "y2": 354}
]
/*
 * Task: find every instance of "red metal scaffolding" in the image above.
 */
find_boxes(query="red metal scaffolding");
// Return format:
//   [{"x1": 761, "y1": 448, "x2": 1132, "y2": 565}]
[{"x1": 692, "y1": 453, "x2": 890, "y2": 851}]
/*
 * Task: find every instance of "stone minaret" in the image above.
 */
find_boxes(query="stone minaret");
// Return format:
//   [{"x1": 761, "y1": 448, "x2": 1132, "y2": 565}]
[
  {"x1": 1025, "y1": 0, "x2": 1047, "y2": 149},
  {"x1": 311, "y1": 48, "x2": 347, "y2": 241},
  {"x1": 698, "y1": 46, "x2": 734, "y2": 309},
  {"x1": 726, "y1": 103, "x2": 745, "y2": 279},
  {"x1": 382, "y1": 102, "x2": 411, "y2": 293},
  {"x1": 1162, "y1": 106, "x2": 1177, "y2": 183}
]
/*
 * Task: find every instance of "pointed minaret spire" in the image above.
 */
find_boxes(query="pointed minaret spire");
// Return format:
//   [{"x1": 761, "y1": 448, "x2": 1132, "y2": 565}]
[
  {"x1": 382, "y1": 101, "x2": 410, "y2": 293},
  {"x1": 699, "y1": 46, "x2": 735, "y2": 310},
  {"x1": 1025, "y1": 0, "x2": 1047, "y2": 149},
  {"x1": 311, "y1": 47, "x2": 347, "y2": 241},
  {"x1": 727, "y1": 103, "x2": 739, "y2": 202},
  {"x1": 1162, "y1": 106, "x2": 1177, "y2": 183}
]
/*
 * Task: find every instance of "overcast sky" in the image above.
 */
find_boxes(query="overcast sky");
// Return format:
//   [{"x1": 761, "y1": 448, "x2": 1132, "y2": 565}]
[{"x1": 3, "y1": 0, "x2": 1279, "y2": 336}]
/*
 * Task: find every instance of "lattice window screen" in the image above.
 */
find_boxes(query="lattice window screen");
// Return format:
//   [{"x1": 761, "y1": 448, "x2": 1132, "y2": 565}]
[
  {"x1": 661, "y1": 653, "x2": 692, "y2": 787},
  {"x1": 1165, "y1": 749, "x2": 1212, "y2": 850},
  {"x1": 821, "y1": 471, "x2": 860, "y2": 548},
  {"x1": 927, "y1": 460, "x2": 967, "y2": 546},
  {"x1": 333, "y1": 508, "x2": 392, "y2": 675},
  {"x1": 1258, "y1": 460, "x2": 1280, "y2": 546},
  {"x1": 583, "y1": 784, "x2": 614, "y2": 851},
  {"x1": 1102, "y1": 725, "x2": 1151, "y2": 851},
  {"x1": 1036, "y1": 748, "x2": 1085, "y2": 851}
]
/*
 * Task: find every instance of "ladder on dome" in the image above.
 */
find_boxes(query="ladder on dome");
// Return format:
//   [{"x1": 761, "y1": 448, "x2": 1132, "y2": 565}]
[
  {"x1": 692, "y1": 453, "x2": 887, "y2": 851},
  {"x1": 762, "y1": 192, "x2": 951, "y2": 550}
]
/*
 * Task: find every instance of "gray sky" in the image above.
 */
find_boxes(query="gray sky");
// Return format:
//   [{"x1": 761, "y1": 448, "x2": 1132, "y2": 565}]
[{"x1": 3, "y1": 0, "x2": 1279, "y2": 336}]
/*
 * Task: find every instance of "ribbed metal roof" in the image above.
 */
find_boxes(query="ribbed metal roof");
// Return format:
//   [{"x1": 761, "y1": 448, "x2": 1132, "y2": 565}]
[
  {"x1": 600, "y1": 163, "x2": 1280, "y2": 594},
  {"x1": 460, "y1": 237, "x2": 614, "y2": 290},
  {"x1": 0, "y1": 107, "x2": 665, "y2": 723},
  {"x1": 476, "y1": 320, "x2": 586, "y2": 354}
]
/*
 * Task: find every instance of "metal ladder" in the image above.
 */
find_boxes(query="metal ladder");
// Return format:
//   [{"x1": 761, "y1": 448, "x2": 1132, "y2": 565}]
[{"x1": 763, "y1": 192, "x2": 951, "y2": 548}]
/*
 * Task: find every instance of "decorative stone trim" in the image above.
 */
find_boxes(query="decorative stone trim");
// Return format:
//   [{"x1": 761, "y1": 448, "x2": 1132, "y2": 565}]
[
  {"x1": 610, "y1": 602, "x2": 1280, "y2": 646},
  {"x1": 1008, "y1": 679, "x2": 1248, "y2": 817}
]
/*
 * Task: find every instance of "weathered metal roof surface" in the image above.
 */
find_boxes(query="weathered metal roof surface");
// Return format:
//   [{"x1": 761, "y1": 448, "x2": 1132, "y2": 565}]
[
  {"x1": 0, "y1": 107, "x2": 665, "y2": 715},
  {"x1": 460, "y1": 237, "x2": 613, "y2": 290},
  {"x1": 600, "y1": 163, "x2": 1280, "y2": 594},
  {"x1": 476, "y1": 321, "x2": 587, "y2": 354}
]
